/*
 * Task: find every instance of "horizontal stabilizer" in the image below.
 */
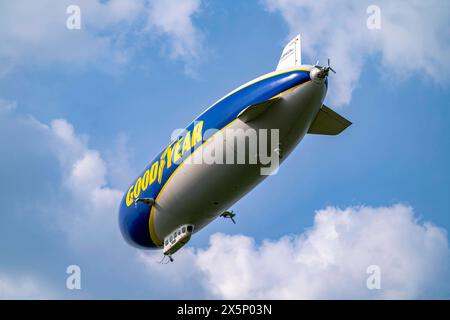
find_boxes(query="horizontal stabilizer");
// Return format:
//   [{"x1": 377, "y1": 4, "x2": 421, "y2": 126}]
[
  {"x1": 238, "y1": 98, "x2": 280, "y2": 123},
  {"x1": 308, "y1": 105, "x2": 352, "y2": 135}
]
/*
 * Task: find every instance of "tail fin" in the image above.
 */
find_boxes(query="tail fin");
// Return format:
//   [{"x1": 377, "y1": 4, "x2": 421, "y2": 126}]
[{"x1": 276, "y1": 34, "x2": 302, "y2": 71}]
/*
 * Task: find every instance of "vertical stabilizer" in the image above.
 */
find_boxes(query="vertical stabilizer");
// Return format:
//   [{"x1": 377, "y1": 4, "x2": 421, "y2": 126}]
[{"x1": 276, "y1": 34, "x2": 302, "y2": 71}]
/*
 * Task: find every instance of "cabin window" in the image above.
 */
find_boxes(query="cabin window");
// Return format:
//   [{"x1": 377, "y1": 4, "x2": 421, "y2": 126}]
[
  {"x1": 165, "y1": 240, "x2": 168, "y2": 246},
  {"x1": 187, "y1": 225, "x2": 193, "y2": 232},
  {"x1": 182, "y1": 227, "x2": 186, "y2": 233}
]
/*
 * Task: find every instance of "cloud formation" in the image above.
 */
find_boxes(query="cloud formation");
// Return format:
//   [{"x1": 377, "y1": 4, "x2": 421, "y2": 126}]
[
  {"x1": 47, "y1": 119, "x2": 123, "y2": 249},
  {"x1": 264, "y1": 0, "x2": 450, "y2": 106},
  {"x1": 0, "y1": 273, "x2": 52, "y2": 299},
  {"x1": 0, "y1": 105, "x2": 136, "y2": 298},
  {"x1": 147, "y1": 0, "x2": 204, "y2": 74},
  {"x1": 0, "y1": 108, "x2": 125, "y2": 251},
  {"x1": 192, "y1": 204, "x2": 450, "y2": 299},
  {"x1": 0, "y1": 0, "x2": 205, "y2": 73}
]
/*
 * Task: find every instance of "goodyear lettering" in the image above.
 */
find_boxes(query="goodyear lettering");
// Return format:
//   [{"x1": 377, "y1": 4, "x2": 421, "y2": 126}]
[
  {"x1": 141, "y1": 169, "x2": 150, "y2": 191},
  {"x1": 125, "y1": 121, "x2": 204, "y2": 207},
  {"x1": 173, "y1": 138, "x2": 183, "y2": 164},
  {"x1": 150, "y1": 161, "x2": 159, "y2": 184},
  {"x1": 133, "y1": 177, "x2": 142, "y2": 198},
  {"x1": 126, "y1": 185, "x2": 134, "y2": 206},
  {"x1": 192, "y1": 121, "x2": 203, "y2": 147},
  {"x1": 165, "y1": 145, "x2": 174, "y2": 169},
  {"x1": 182, "y1": 131, "x2": 191, "y2": 154},
  {"x1": 158, "y1": 156, "x2": 165, "y2": 184}
]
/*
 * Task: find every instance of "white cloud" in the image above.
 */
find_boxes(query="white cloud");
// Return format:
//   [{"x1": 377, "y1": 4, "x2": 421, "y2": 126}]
[
  {"x1": 264, "y1": 0, "x2": 450, "y2": 106},
  {"x1": 0, "y1": 273, "x2": 53, "y2": 299},
  {"x1": 0, "y1": 0, "x2": 205, "y2": 73},
  {"x1": 46, "y1": 119, "x2": 123, "y2": 249},
  {"x1": 147, "y1": 0, "x2": 204, "y2": 74},
  {"x1": 50, "y1": 119, "x2": 87, "y2": 166},
  {"x1": 1, "y1": 112, "x2": 125, "y2": 250},
  {"x1": 0, "y1": 107, "x2": 141, "y2": 298},
  {"x1": 0, "y1": 0, "x2": 144, "y2": 70},
  {"x1": 192, "y1": 204, "x2": 450, "y2": 299},
  {"x1": 69, "y1": 151, "x2": 107, "y2": 194}
]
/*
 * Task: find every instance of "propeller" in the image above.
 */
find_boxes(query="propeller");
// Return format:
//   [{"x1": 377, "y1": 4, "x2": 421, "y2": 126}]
[
  {"x1": 314, "y1": 58, "x2": 336, "y2": 74},
  {"x1": 311, "y1": 58, "x2": 336, "y2": 81},
  {"x1": 326, "y1": 58, "x2": 336, "y2": 74}
]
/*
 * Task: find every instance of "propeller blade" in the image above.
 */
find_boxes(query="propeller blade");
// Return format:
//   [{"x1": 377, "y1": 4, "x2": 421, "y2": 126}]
[{"x1": 327, "y1": 58, "x2": 336, "y2": 73}]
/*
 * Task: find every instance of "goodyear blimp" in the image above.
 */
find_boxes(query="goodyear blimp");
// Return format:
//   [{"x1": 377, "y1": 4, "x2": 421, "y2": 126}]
[{"x1": 119, "y1": 35, "x2": 351, "y2": 261}]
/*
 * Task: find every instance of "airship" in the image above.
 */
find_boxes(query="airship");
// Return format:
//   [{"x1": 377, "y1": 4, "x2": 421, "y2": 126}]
[{"x1": 119, "y1": 35, "x2": 351, "y2": 261}]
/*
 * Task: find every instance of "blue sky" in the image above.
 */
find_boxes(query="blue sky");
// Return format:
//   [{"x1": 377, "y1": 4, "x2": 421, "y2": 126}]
[{"x1": 0, "y1": 0, "x2": 449, "y2": 299}]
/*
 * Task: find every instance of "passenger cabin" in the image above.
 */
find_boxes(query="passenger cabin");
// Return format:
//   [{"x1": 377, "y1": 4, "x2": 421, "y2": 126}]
[{"x1": 163, "y1": 224, "x2": 194, "y2": 256}]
